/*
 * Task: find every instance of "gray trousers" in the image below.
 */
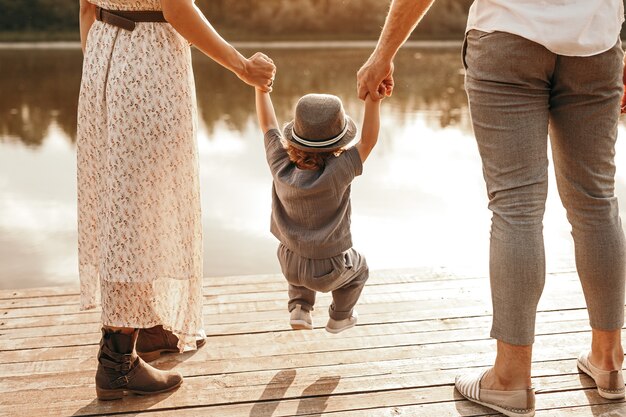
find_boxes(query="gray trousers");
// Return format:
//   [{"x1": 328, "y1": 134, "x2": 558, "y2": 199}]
[
  {"x1": 463, "y1": 30, "x2": 626, "y2": 345},
  {"x1": 277, "y1": 244, "x2": 369, "y2": 320}
]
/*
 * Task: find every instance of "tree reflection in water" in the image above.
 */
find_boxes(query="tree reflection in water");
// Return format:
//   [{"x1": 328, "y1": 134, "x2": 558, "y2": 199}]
[{"x1": 0, "y1": 45, "x2": 470, "y2": 148}]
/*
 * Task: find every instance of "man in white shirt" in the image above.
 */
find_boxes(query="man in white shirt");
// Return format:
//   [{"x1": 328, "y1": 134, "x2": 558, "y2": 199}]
[{"x1": 358, "y1": 1, "x2": 626, "y2": 416}]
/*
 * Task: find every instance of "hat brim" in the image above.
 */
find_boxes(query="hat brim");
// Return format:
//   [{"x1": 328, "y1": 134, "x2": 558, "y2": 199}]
[{"x1": 282, "y1": 116, "x2": 358, "y2": 153}]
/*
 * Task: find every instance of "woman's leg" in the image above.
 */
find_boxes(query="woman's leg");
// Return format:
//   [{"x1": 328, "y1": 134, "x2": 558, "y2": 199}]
[
  {"x1": 464, "y1": 30, "x2": 555, "y2": 389},
  {"x1": 96, "y1": 326, "x2": 183, "y2": 400},
  {"x1": 548, "y1": 41, "x2": 625, "y2": 371}
]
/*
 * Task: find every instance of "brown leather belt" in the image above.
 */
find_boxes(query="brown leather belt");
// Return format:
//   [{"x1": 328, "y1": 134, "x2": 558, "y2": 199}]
[{"x1": 95, "y1": 6, "x2": 167, "y2": 31}]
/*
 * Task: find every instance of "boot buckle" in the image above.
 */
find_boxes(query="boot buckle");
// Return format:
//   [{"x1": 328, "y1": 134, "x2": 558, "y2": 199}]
[
  {"x1": 119, "y1": 360, "x2": 132, "y2": 372},
  {"x1": 110, "y1": 375, "x2": 130, "y2": 389}
]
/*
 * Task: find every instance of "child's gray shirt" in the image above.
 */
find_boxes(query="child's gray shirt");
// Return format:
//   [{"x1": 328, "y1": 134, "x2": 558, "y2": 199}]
[{"x1": 264, "y1": 129, "x2": 363, "y2": 259}]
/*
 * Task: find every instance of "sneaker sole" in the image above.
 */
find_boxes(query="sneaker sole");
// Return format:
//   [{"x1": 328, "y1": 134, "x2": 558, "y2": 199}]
[
  {"x1": 577, "y1": 360, "x2": 626, "y2": 400},
  {"x1": 290, "y1": 320, "x2": 313, "y2": 330},
  {"x1": 325, "y1": 321, "x2": 356, "y2": 334}
]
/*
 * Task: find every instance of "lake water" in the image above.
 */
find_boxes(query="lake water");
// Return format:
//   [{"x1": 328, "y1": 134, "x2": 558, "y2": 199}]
[{"x1": 2, "y1": 44, "x2": 624, "y2": 289}]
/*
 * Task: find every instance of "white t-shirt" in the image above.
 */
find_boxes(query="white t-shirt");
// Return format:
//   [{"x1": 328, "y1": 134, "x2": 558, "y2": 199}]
[{"x1": 466, "y1": 0, "x2": 624, "y2": 56}]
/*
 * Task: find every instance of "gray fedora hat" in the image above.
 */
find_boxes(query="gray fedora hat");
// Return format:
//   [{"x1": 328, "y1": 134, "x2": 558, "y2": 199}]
[{"x1": 283, "y1": 94, "x2": 357, "y2": 153}]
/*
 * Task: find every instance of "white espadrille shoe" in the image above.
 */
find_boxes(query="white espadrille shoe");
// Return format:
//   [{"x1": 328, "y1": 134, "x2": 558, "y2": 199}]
[
  {"x1": 290, "y1": 305, "x2": 313, "y2": 330},
  {"x1": 577, "y1": 351, "x2": 625, "y2": 400},
  {"x1": 455, "y1": 369, "x2": 535, "y2": 417}
]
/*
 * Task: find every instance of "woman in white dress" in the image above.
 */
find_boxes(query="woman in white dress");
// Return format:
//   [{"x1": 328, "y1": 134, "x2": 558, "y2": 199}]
[{"x1": 78, "y1": 0, "x2": 275, "y2": 399}]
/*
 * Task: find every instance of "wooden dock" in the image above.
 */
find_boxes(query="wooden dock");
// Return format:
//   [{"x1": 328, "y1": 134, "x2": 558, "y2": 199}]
[{"x1": 1, "y1": 269, "x2": 625, "y2": 416}]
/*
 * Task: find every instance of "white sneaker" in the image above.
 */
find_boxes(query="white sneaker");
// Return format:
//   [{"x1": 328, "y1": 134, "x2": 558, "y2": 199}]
[
  {"x1": 290, "y1": 305, "x2": 313, "y2": 330},
  {"x1": 325, "y1": 311, "x2": 358, "y2": 334}
]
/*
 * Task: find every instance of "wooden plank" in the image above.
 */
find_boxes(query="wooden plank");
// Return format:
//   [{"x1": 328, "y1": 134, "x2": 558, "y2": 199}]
[
  {"x1": 0, "y1": 306, "x2": 592, "y2": 352},
  {"x1": 0, "y1": 272, "x2": 591, "y2": 325},
  {"x1": 0, "y1": 270, "x2": 438, "y2": 300},
  {"x1": 0, "y1": 267, "x2": 501, "y2": 300},
  {"x1": 0, "y1": 269, "x2": 578, "y2": 304},
  {"x1": 0, "y1": 368, "x2": 618, "y2": 416},
  {"x1": 0, "y1": 352, "x2": 590, "y2": 395},
  {"x1": 0, "y1": 329, "x2": 600, "y2": 379},
  {"x1": 9, "y1": 300, "x2": 591, "y2": 343},
  {"x1": 0, "y1": 286, "x2": 493, "y2": 328},
  {"x1": 111, "y1": 394, "x2": 626, "y2": 417},
  {"x1": 0, "y1": 290, "x2": 494, "y2": 332},
  {"x1": 0, "y1": 320, "x2": 597, "y2": 375},
  {"x1": 0, "y1": 316, "x2": 600, "y2": 366},
  {"x1": 0, "y1": 275, "x2": 502, "y2": 310},
  {"x1": 302, "y1": 390, "x2": 626, "y2": 417},
  {"x1": 0, "y1": 277, "x2": 593, "y2": 336}
]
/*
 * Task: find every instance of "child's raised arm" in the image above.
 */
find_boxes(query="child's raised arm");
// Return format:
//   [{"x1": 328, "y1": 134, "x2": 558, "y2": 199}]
[
  {"x1": 356, "y1": 94, "x2": 381, "y2": 163},
  {"x1": 255, "y1": 89, "x2": 279, "y2": 134}
]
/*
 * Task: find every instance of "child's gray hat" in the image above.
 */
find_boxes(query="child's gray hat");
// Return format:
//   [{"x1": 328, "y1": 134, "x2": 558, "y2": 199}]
[{"x1": 283, "y1": 94, "x2": 357, "y2": 153}]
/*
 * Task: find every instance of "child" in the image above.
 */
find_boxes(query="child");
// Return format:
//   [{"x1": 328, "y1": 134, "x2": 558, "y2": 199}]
[{"x1": 255, "y1": 87, "x2": 381, "y2": 334}]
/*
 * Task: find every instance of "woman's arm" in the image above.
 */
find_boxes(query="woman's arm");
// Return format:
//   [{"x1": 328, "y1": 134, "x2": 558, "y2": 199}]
[
  {"x1": 255, "y1": 89, "x2": 279, "y2": 134},
  {"x1": 79, "y1": 0, "x2": 96, "y2": 54},
  {"x1": 161, "y1": 0, "x2": 275, "y2": 91},
  {"x1": 356, "y1": 95, "x2": 381, "y2": 163}
]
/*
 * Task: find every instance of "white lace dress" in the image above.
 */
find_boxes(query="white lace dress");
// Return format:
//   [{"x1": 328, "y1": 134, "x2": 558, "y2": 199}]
[{"x1": 77, "y1": 0, "x2": 204, "y2": 350}]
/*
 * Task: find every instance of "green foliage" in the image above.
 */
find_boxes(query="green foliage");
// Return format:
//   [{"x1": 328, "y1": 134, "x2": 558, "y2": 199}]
[
  {"x1": 0, "y1": 0, "x2": 475, "y2": 40},
  {"x1": 0, "y1": 0, "x2": 77, "y2": 32},
  {"x1": 1, "y1": 0, "x2": 624, "y2": 41}
]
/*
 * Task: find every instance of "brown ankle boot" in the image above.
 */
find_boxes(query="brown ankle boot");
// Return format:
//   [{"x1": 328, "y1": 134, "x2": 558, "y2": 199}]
[
  {"x1": 136, "y1": 325, "x2": 206, "y2": 362},
  {"x1": 95, "y1": 328, "x2": 183, "y2": 400}
]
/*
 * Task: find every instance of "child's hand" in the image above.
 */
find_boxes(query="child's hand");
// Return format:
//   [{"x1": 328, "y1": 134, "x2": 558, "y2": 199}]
[
  {"x1": 368, "y1": 80, "x2": 391, "y2": 101},
  {"x1": 382, "y1": 77, "x2": 394, "y2": 97},
  {"x1": 367, "y1": 88, "x2": 386, "y2": 103}
]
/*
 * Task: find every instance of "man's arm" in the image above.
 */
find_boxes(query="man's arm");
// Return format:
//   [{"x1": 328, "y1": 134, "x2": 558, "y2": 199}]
[
  {"x1": 161, "y1": 0, "x2": 275, "y2": 92},
  {"x1": 255, "y1": 89, "x2": 279, "y2": 134},
  {"x1": 356, "y1": 95, "x2": 381, "y2": 163},
  {"x1": 79, "y1": 0, "x2": 96, "y2": 54},
  {"x1": 357, "y1": 0, "x2": 436, "y2": 100}
]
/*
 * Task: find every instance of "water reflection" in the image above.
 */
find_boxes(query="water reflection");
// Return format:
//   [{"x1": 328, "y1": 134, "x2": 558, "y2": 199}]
[
  {"x1": 0, "y1": 47, "x2": 469, "y2": 150},
  {"x1": 1, "y1": 45, "x2": 597, "y2": 289},
  {"x1": 1, "y1": 49, "x2": 82, "y2": 146}
]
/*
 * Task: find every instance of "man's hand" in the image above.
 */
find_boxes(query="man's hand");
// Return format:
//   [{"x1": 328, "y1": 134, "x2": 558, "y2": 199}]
[
  {"x1": 239, "y1": 52, "x2": 276, "y2": 93},
  {"x1": 357, "y1": 56, "x2": 394, "y2": 101}
]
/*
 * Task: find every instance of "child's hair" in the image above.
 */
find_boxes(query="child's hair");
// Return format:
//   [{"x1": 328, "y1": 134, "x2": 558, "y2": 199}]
[{"x1": 284, "y1": 141, "x2": 345, "y2": 171}]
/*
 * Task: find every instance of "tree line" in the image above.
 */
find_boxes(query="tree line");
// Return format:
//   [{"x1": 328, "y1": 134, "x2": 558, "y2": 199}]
[
  {"x1": 2, "y1": 0, "x2": 473, "y2": 40},
  {"x1": 5, "y1": 1, "x2": 626, "y2": 41}
]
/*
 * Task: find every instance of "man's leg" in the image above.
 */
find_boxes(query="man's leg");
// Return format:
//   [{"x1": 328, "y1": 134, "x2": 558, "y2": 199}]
[
  {"x1": 549, "y1": 41, "x2": 625, "y2": 372},
  {"x1": 464, "y1": 30, "x2": 554, "y2": 390}
]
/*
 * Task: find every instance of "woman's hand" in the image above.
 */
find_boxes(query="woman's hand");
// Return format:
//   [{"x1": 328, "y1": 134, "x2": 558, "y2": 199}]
[{"x1": 238, "y1": 52, "x2": 276, "y2": 93}]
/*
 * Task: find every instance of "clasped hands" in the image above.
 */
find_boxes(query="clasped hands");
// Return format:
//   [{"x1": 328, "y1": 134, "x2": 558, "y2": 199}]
[{"x1": 238, "y1": 51, "x2": 395, "y2": 101}]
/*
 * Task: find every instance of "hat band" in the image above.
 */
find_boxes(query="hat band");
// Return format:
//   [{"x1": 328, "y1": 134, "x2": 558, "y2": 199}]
[{"x1": 291, "y1": 122, "x2": 349, "y2": 148}]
